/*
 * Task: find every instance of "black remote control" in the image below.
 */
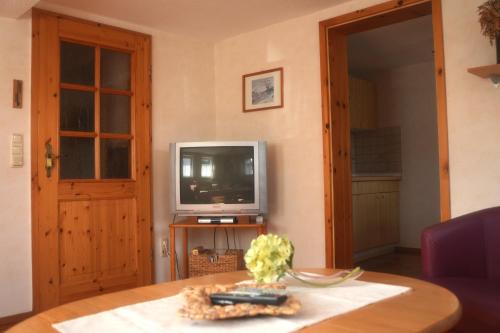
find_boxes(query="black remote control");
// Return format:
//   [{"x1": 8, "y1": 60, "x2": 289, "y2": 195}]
[{"x1": 210, "y1": 288, "x2": 288, "y2": 306}]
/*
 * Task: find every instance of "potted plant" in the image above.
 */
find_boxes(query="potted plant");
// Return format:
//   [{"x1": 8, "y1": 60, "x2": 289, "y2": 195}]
[{"x1": 478, "y1": 0, "x2": 500, "y2": 63}]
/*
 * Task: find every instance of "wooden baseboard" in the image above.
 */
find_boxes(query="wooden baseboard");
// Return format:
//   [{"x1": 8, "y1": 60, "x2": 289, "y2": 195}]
[
  {"x1": 0, "y1": 311, "x2": 33, "y2": 332},
  {"x1": 395, "y1": 246, "x2": 421, "y2": 255},
  {"x1": 354, "y1": 245, "x2": 396, "y2": 263}
]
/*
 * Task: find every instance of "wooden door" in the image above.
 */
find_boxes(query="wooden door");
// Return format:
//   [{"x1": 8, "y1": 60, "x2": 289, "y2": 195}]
[{"x1": 31, "y1": 10, "x2": 152, "y2": 311}]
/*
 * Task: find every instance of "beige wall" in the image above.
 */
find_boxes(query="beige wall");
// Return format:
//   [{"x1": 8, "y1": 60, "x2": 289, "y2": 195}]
[
  {"x1": 0, "y1": 16, "x2": 32, "y2": 317},
  {"x1": 374, "y1": 61, "x2": 441, "y2": 248},
  {"x1": 214, "y1": 17, "x2": 327, "y2": 268},
  {"x1": 151, "y1": 31, "x2": 216, "y2": 283},
  {"x1": 443, "y1": 0, "x2": 500, "y2": 216}
]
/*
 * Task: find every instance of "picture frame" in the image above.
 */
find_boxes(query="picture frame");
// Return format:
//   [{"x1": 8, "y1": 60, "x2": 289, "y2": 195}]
[{"x1": 242, "y1": 67, "x2": 283, "y2": 112}]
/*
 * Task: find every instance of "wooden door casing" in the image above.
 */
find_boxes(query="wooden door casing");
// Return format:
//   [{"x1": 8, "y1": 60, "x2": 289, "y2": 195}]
[
  {"x1": 32, "y1": 9, "x2": 152, "y2": 312},
  {"x1": 327, "y1": 28, "x2": 353, "y2": 269},
  {"x1": 319, "y1": 0, "x2": 450, "y2": 269}
]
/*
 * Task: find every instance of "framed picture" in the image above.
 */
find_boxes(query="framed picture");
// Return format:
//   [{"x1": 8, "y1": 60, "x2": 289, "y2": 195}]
[{"x1": 243, "y1": 67, "x2": 283, "y2": 112}]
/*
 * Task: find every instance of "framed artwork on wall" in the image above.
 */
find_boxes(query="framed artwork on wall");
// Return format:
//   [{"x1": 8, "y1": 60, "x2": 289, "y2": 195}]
[{"x1": 242, "y1": 67, "x2": 283, "y2": 112}]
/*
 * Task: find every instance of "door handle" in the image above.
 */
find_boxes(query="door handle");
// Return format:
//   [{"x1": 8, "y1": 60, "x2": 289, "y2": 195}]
[{"x1": 45, "y1": 139, "x2": 60, "y2": 177}]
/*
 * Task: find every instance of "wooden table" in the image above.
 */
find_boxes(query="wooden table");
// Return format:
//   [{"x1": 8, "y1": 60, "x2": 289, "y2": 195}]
[
  {"x1": 8, "y1": 270, "x2": 460, "y2": 332},
  {"x1": 169, "y1": 217, "x2": 267, "y2": 280}
]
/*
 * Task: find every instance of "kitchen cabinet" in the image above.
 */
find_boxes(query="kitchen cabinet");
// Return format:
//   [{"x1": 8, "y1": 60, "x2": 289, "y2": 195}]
[
  {"x1": 352, "y1": 179, "x2": 399, "y2": 252},
  {"x1": 349, "y1": 76, "x2": 377, "y2": 129}
]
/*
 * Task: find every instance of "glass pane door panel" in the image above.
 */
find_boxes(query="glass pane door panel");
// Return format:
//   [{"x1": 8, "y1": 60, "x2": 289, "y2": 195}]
[
  {"x1": 101, "y1": 139, "x2": 131, "y2": 179},
  {"x1": 101, "y1": 49, "x2": 131, "y2": 90},
  {"x1": 100, "y1": 94, "x2": 131, "y2": 134},
  {"x1": 60, "y1": 137, "x2": 95, "y2": 179},
  {"x1": 60, "y1": 89, "x2": 95, "y2": 132},
  {"x1": 60, "y1": 41, "x2": 95, "y2": 86}
]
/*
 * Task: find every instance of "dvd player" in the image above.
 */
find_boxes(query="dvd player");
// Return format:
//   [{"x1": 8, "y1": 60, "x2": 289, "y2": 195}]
[{"x1": 197, "y1": 216, "x2": 238, "y2": 224}]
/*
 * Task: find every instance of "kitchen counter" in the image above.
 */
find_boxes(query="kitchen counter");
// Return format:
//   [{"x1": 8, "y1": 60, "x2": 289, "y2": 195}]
[
  {"x1": 352, "y1": 173, "x2": 401, "y2": 182},
  {"x1": 352, "y1": 174, "x2": 401, "y2": 252}
]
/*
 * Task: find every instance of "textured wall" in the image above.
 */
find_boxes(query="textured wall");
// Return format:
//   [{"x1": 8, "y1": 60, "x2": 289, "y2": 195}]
[
  {"x1": 150, "y1": 31, "x2": 216, "y2": 283},
  {"x1": 374, "y1": 62, "x2": 441, "y2": 248},
  {"x1": 214, "y1": 16, "x2": 327, "y2": 268},
  {"x1": 442, "y1": 0, "x2": 500, "y2": 216},
  {"x1": 0, "y1": 16, "x2": 32, "y2": 317}
]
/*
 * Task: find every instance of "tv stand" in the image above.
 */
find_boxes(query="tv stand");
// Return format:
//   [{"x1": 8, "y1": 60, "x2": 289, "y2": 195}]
[
  {"x1": 197, "y1": 216, "x2": 238, "y2": 224},
  {"x1": 169, "y1": 216, "x2": 266, "y2": 281}
]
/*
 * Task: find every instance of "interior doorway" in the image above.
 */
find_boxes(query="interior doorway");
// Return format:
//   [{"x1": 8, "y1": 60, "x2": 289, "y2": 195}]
[
  {"x1": 318, "y1": 0, "x2": 450, "y2": 269},
  {"x1": 349, "y1": 14, "x2": 440, "y2": 277}
]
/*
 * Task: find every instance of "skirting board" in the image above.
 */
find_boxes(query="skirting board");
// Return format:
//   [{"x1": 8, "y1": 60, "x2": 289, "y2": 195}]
[
  {"x1": 395, "y1": 246, "x2": 421, "y2": 255},
  {"x1": 0, "y1": 311, "x2": 33, "y2": 332},
  {"x1": 354, "y1": 245, "x2": 396, "y2": 263}
]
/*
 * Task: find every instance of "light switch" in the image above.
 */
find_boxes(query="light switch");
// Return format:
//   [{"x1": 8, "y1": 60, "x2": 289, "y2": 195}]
[{"x1": 10, "y1": 134, "x2": 23, "y2": 167}]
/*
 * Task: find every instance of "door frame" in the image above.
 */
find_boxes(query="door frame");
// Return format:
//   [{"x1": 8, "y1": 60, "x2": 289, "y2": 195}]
[
  {"x1": 31, "y1": 9, "x2": 153, "y2": 312},
  {"x1": 319, "y1": 0, "x2": 450, "y2": 268}
]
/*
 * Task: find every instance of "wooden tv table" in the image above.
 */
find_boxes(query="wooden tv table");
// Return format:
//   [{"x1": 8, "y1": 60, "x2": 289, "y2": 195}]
[
  {"x1": 8, "y1": 270, "x2": 460, "y2": 333},
  {"x1": 169, "y1": 216, "x2": 267, "y2": 280}
]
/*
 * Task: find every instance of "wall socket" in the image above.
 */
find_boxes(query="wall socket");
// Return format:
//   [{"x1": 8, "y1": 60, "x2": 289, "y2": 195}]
[{"x1": 161, "y1": 238, "x2": 169, "y2": 257}]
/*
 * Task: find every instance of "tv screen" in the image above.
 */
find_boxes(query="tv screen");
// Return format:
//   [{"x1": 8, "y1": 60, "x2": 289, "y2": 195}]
[
  {"x1": 179, "y1": 146, "x2": 255, "y2": 205},
  {"x1": 170, "y1": 141, "x2": 267, "y2": 216}
]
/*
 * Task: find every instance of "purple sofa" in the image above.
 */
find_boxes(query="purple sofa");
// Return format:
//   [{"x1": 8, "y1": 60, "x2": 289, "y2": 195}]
[{"x1": 421, "y1": 207, "x2": 500, "y2": 332}]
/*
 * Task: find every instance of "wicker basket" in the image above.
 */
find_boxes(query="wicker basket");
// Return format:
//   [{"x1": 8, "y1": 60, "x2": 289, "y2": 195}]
[{"x1": 188, "y1": 249, "x2": 244, "y2": 278}]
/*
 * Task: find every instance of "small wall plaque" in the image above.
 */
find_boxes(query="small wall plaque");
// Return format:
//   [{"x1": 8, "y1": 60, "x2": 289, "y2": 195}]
[{"x1": 13, "y1": 79, "x2": 23, "y2": 109}]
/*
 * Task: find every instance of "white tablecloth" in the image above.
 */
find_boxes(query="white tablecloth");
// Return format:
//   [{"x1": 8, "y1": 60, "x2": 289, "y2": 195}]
[{"x1": 53, "y1": 279, "x2": 410, "y2": 333}]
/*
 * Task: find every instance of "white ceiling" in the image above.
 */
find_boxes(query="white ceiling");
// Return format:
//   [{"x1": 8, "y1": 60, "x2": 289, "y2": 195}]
[
  {"x1": 29, "y1": 0, "x2": 348, "y2": 42},
  {"x1": 348, "y1": 15, "x2": 434, "y2": 74}
]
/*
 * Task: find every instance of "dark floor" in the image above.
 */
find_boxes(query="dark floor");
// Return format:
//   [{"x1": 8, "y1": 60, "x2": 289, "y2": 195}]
[{"x1": 356, "y1": 253, "x2": 422, "y2": 279}]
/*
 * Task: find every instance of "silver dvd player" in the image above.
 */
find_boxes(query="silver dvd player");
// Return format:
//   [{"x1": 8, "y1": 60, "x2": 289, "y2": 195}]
[{"x1": 197, "y1": 216, "x2": 238, "y2": 224}]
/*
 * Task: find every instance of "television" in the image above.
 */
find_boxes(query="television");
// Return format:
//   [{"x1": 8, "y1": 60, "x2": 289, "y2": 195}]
[{"x1": 170, "y1": 141, "x2": 267, "y2": 216}]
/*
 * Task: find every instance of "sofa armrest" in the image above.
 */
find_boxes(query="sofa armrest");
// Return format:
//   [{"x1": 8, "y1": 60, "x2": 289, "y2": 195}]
[{"x1": 421, "y1": 218, "x2": 487, "y2": 279}]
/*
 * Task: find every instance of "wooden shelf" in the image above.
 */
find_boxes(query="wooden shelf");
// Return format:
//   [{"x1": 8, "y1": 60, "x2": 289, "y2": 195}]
[
  {"x1": 170, "y1": 217, "x2": 264, "y2": 229},
  {"x1": 467, "y1": 64, "x2": 500, "y2": 79},
  {"x1": 168, "y1": 216, "x2": 267, "y2": 281}
]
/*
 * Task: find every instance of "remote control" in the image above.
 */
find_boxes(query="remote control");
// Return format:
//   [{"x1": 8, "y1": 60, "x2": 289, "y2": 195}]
[{"x1": 210, "y1": 288, "x2": 288, "y2": 306}]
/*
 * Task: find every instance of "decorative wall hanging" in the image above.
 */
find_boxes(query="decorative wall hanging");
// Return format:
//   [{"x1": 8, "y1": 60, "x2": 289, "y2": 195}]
[{"x1": 243, "y1": 67, "x2": 283, "y2": 112}]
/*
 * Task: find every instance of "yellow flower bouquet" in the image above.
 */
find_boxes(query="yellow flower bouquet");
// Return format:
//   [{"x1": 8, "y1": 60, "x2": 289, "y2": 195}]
[{"x1": 244, "y1": 234, "x2": 362, "y2": 286}]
